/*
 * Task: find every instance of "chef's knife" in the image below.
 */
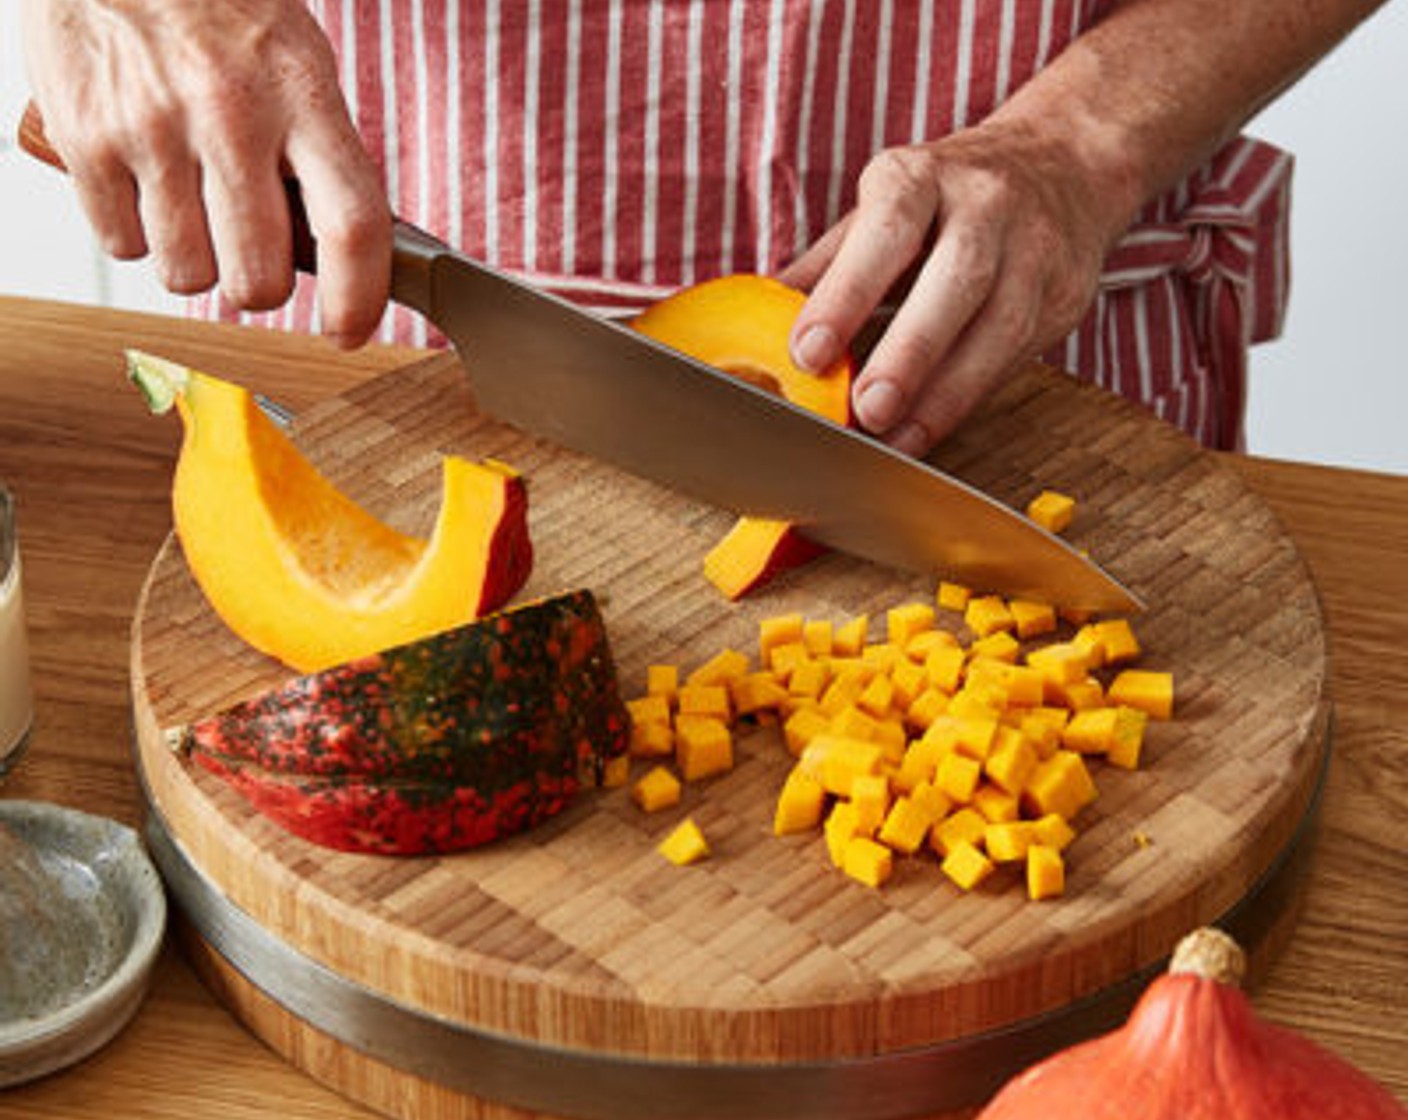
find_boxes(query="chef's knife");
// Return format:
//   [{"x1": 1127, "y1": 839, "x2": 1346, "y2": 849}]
[{"x1": 20, "y1": 102, "x2": 1140, "y2": 612}]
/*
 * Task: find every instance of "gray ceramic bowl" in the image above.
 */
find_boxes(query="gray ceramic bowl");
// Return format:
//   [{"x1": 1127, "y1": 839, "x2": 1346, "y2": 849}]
[{"x1": 0, "y1": 800, "x2": 166, "y2": 1087}]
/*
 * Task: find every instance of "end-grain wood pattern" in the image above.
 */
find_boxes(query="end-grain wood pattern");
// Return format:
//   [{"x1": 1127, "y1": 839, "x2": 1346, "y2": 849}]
[{"x1": 130, "y1": 353, "x2": 1327, "y2": 1068}]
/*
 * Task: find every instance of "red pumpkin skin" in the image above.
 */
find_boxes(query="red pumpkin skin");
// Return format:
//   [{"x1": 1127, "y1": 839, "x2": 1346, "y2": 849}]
[
  {"x1": 182, "y1": 590, "x2": 629, "y2": 855},
  {"x1": 977, "y1": 971, "x2": 1408, "y2": 1120},
  {"x1": 474, "y1": 474, "x2": 534, "y2": 615}
]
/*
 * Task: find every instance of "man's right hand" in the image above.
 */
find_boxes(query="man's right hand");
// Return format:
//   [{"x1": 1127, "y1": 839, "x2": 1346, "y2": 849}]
[{"x1": 21, "y1": 0, "x2": 392, "y2": 347}]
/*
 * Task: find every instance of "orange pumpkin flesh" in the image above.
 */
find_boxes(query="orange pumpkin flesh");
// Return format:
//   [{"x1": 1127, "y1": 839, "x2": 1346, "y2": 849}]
[
  {"x1": 701, "y1": 517, "x2": 829, "y2": 602},
  {"x1": 129, "y1": 351, "x2": 532, "y2": 673},
  {"x1": 977, "y1": 927, "x2": 1408, "y2": 1120},
  {"x1": 631, "y1": 276, "x2": 853, "y2": 600},
  {"x1": 630, "y1": 275, "x2": 852, "y2": 425}
]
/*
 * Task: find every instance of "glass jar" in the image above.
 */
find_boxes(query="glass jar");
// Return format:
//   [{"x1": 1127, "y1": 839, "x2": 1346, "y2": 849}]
[{"x1": 0, "y1": 485, "x2": 33, "y2": 775}]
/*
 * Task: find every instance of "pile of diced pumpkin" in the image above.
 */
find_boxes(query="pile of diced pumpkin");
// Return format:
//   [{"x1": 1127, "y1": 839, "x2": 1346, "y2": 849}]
[{"x1": 622, "y1": 491, "x2": 1174, "y2": 901}]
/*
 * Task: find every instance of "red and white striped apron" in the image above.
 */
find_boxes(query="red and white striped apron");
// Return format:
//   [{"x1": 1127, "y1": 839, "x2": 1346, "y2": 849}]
[{"x1": 210, "y1": 0, "x2": 1292, "y2": 451}]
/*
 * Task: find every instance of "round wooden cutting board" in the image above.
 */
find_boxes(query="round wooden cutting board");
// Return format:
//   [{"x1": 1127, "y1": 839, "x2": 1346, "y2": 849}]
[{"x1": 130, "y1": 353, "x2": 1328, "y2": 1120}]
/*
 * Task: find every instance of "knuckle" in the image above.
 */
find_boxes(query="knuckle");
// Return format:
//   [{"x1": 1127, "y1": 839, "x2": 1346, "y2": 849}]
[
  {"x1": 857, "y1": 148, "x2": 942, "y2": 239},
  {"x1": 313, "y1": 198, "x2": 390, "y2": 256}
]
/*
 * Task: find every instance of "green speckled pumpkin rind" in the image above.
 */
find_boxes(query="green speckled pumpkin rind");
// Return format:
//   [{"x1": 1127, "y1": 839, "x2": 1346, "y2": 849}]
[{"x1": 181, "y1": 590, "x2": 629, "y2": 855}]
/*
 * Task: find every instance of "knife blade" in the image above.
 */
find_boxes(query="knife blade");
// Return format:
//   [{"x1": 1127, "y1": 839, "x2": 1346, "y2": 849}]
[
  {"x1": 17, "y1": 99, "x2": 1139, "y2": 611},
  {"x1": 390, "y1": 224, "x2": 1141, "y2": 612}
]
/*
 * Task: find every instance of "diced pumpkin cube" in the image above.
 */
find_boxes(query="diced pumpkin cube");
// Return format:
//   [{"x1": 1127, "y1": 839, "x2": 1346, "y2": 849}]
[
  {"x1": 1105, "y1": 706, "x2": 1150, "y2": 770},
  {"x1": 687, "y1": 647, "x2": 751, "y2": 687},
  {"x1": 904, "y1": 687, "x2": 950, "y2": 733},
  {"x1": 600, "y1": 752, "x2": 632, "y2": 789},
  {"x1": 677, "y1": 684, "x2": 731, "y2": 721},
  {"x1": 970, "y1": 630, "x2": 1021, "y2": 664},
  {"x1": 842, "y1": 836, "x2": 893, "y2": 888},
  {"x1": 905, "y1": 628, "x2": 960, "y2": 662},
  {"x1": 887, "y1": 602, "x2": 936, "y2": 648},
  {"x1": 646, "y1": 664, "x2": 679, "y2": 702},
  {"x1": 895, "y1": 736, "x2": 943, "y2": 792},
  {"x1": 1030, "y1": 812, "x2": 1078, "y2": 852},
  {"x1": 985, "y1": 820, "x2": 1036, "y2": 863},
  {"x1": 630, "y1": 719, "x2": 675, "y2": 759},
  {"x1": 872, "y1": 718, "x2": 908, "y2": 760},
  {"x1": 935, "y1": 751, "x2": 982, "y2": 803},
  {"x1": 1009, "y1": 599, "x2": 1058, "y2": 640},
  {"x1": 632, "y1": 766, "x2": 682, "y2": 812},
  {"x1": 1026, "y1": 641, "x2": 1092, "y2": 685},
  {"x1": 759, "y1": 613, "x2": 805, "y2": 667},
  {"x1": 951, "y1": 714, "x2": 1000, "y2": 762},
  {"x1": 918, "y1": 718, "x2": 963, "y2": 760},
  {"x1": 831, "y1": 614, "x2": 870, "y2": 657},
  {"x1": 627, "y1": 694, "x2": 672, "y2": 727},
  {"x1": 888, "y1": 658, "x2": 928, "y2": 712},
  {"x1": 731, "y1": 671, "x2": 790, "y2": 718},
  {"x1": 1026, "y1": 489, "x2": 1076, "y2": 534},
  {"x1": 774, "y1": 766, "x2": 827, "y2": 835},
  {"x1": 803, "y1": 734, "x2": 884, "y2": 798},
  {"x1": 658, "y1": 817, "x2": 710, "y2": 866},
  {"x1": 936, "y1": 581, "x2": 972, "y2": 612},
  {"x1": 851, "y1": 773, "x2": 891, "y2": 834},
  {"x1": 968, "y1": 661, "x2": 1045, "y2": 708},
  {"x1": 924, "y1": 645, "x2": 967, "y2": 693},
  {"x1": 767, "y1": 640, "x2": 811, "y2": 680},
  {"x1": 941, "y1": 840, "x2": 995, "y2": 891},
  {"x1": 824, "y1": 801, "x2": 863, "y2": 867},
  {"x1": 1061, "y1": 707, "x2": 1120, "y2": 754},
  {"x1": 1091, "y1": 618, "x2": 1141, "y2": 665},
  {"x1": 802, "y1": 619, "x2": 833, "y2": 657},
  {"x1": 908, "y1": 780, "x2": 953, "y2": 825},
  {"x1": 828, "y1": 704, "x2": 884, "y2": 744},
  {"x1": 930, "y1": 806, "x2": 988, "y2": 856},
  {"x1": 860, "y1": 642, "x2": 903, "y2": 675},
  {"x1": 1026, "y1": 843, "x2": 1066, "y2": 900},
  {"x1": 1054, "y1": 677, "x2": 1106, "y2": 713},
  {"x1": 964, "y1": 595, "x2": 1015, "y2": 638},
  {"x1": 675, "y1": 716, "x2": 734, "y2": 781},
  {"x1": 971, "y1": 781, "x2": 1021, "y2": 824},
  {"x1": 1021, "y1": 751, "x2": 1098, "y2": 821},
  {"x1": 984, "y1": 728, "x2": 1039, "y2": 796},
  {"x1": 783, "y1": 704, "x2": 830, "y2": 757},
  {"x1": 1020, "y1": 707, "x2": 1070, "y2": 759},
  {"x1": 948, "y1": 688, "x2": 1002, "y2": 724},
  {"x1": 857, "y1": 672, "x2": 896, "y2": 719},
  {"x1": 819, "y1": 665, "x2": 870, "y2": 716},
  {"x1": 1071, "y1": 624, "x2": 1108, "y2": 670},
  {"x1": 787, "y1": 659, "x2": 831, "y2": 702},
  {"x1": 878, "y1": 796, "x2": 932, "y2": 855},
  {"x1": 1108, "y1": 670, "x2": 1175, "y2": 720}
]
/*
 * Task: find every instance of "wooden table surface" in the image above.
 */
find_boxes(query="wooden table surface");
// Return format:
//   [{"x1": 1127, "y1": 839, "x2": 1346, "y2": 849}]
[{"x1": 0, "y1": 295, "x2": 1402, "y2": 1116}]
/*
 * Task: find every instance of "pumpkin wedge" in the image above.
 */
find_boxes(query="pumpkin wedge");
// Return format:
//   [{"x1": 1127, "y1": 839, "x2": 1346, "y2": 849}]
[
  {"x1": 630, "y1": 275, "x2": 852, "y2": 423},
  {"x1": 128, "y1": 351, "x2": 532, "y2": 672},
  {"x1": 180, "y1": 590, "x2": 629, "y2": 855},
  {"x1": 631, "y1": 276, "x2": 853, "y2": 600}
]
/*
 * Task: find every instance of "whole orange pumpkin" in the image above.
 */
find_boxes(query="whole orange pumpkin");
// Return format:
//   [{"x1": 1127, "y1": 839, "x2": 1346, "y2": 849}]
[{"x1": 977, "y1": 927, "x2": 1407, "y2": 1120}]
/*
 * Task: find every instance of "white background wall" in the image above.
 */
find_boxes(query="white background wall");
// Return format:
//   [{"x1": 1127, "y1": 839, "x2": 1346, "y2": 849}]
[{"x1": 1, "y1": 1, "x2": 1404, "y2": 475}]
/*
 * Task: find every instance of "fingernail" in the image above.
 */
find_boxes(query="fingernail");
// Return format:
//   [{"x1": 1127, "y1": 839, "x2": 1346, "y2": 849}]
[
  {"x1": 792, "y1": 324, "x2": 840, "y2": 373},
  {"x1": 855, "y1": 380, "x2": 905, "y2": 432}
]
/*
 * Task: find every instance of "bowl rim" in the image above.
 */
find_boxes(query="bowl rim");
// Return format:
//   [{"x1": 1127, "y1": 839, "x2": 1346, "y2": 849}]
[{"x1": 0, "y1": 799, "x2": 167, "y2": 1060}]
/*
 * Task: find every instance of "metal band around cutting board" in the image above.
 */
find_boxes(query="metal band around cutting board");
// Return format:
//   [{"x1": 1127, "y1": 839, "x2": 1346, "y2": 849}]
[{"x1": 142, "y1": 721, "x2": 1329, "y2": 1120}]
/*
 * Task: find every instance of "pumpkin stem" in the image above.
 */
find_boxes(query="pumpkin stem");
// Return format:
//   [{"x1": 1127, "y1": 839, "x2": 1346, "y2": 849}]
[
  {"x1": 1169, "y1": 926, "x2": 1247, "y2": 987},
  {"x1": 126, "y1": 350, "x2": 190, "y2": 415}
]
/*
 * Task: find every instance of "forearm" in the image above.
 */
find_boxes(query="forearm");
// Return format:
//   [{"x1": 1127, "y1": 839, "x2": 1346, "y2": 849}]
[{"x1": 989, "y1": 0, "x2": 1389, "y2": 237}]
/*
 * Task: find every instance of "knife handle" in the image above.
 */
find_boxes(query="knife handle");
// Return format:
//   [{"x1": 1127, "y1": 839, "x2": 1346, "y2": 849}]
[{"x1": 17, "y1": 99, "x2": 442, "y2": 320}]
